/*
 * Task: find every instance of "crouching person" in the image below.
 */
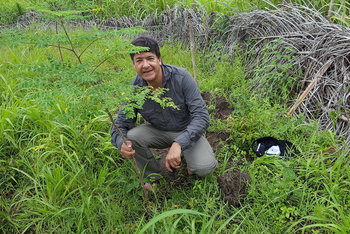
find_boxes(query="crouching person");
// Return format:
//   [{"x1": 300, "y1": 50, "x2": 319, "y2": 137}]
[{"x1": 111, "y1": 36, "x2": 217, "y2": 190}]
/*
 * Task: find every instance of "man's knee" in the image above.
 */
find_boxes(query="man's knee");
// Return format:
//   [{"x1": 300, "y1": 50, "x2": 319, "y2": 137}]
[
  {"x1": 126, "y1": 129, "x2": 138, "y2": 141},
  {"x1": 127, "y1": 128, "x2": 145, "y2": 146},
  {"x1": 189, "y1": 160, "x2": 218, "y2": 176}
]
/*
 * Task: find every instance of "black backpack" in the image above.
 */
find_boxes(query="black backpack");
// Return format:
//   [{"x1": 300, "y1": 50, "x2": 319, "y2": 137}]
[{"x1": 251, "y1": 137, "x2": 297, "y2": 158}]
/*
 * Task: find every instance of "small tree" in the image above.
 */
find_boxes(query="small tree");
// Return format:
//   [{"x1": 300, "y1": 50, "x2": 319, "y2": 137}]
[{"x1": 4, "y1": 2, "x2": 177, "y2": 206}]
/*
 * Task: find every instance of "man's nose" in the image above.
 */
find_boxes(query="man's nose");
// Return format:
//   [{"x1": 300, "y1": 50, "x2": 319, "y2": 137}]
[{"x1": 142, "y1": 60, "x2": 150, "y2": 68}]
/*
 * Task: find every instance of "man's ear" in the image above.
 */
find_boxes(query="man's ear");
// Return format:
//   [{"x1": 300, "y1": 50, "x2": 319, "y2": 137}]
[{"x1": 159, "y1": 57, "x2": 162, "y2": 65}]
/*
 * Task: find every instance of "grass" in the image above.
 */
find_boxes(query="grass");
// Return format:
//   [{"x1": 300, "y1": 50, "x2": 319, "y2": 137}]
[
  {"x1": 2, "y1": 0, "x2": 348, "y2": 26},
  {"x1": 1, "y1": 23, "x2": 350, "y2": 234},
  {"x1": 0, "y1": 0, "x2": 28, "y2": 25}
]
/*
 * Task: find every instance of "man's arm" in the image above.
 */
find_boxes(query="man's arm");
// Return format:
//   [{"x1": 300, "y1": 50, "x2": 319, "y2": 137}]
[
  {"x1": 165, "y1": 70, "x2": 209, "y2": 172},
  {"x1": 173, "y1": 71, "x2": 210, "y2": 151}
]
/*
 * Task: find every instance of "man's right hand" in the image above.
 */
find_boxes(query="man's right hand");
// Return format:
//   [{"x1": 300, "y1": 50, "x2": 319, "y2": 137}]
[{"x1": 120, "y1": 141, "x2": 135, "y2": 159}]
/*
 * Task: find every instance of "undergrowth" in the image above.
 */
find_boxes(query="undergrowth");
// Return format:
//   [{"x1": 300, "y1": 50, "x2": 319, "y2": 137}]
[
  {"x1": 1, "y1": 25, "x2": 349, "y2": 234},
  {"x1": 2, "y1": 0, "x2": 349, "y2": 27}
]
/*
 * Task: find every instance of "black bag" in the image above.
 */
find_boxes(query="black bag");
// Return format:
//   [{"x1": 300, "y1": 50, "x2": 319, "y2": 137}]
[{"x1": 251, "y1": 137, "x2": 297, "y2": 158}]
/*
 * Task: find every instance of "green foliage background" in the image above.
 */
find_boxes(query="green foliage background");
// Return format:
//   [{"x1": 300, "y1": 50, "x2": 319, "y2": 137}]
[
  {"x1": 1, "y1": 0, "x2": 350, "y2": 233},
  {"x1": 1, "y1": 0, "x2": 349, "y2": 25}
]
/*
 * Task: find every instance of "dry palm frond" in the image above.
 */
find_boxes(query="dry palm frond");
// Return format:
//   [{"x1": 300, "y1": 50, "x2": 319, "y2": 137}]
[{"x1": 223, "y1": 2, "x2": 350, "y2": 153}]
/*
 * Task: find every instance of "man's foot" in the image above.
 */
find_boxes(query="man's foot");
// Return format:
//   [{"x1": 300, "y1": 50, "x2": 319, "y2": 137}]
[{"x1": 187, "y1": 166, "x2": 194, "y2": 176}]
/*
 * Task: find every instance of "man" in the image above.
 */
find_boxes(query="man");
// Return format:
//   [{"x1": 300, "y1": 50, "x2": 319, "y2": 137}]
[{"x1": 111, "y1": 36, "x2": 217, "y2": 189}]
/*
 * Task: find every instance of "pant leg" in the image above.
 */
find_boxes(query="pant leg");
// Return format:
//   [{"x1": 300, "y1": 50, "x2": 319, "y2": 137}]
[
  {"x1": 127, "y1": 123, "x2": 217, "y2": 178},
  {"x1": 126, "y1": 123, "x2": 179, "y2": 179},
  {"x1": 182, "y1": 136, "x2": 217, "y2": 176}
]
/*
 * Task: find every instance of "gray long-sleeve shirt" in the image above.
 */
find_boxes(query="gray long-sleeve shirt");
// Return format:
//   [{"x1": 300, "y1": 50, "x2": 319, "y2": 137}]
[{"x1": 111, "y1": 64, "x2": 209, "y2": 151}]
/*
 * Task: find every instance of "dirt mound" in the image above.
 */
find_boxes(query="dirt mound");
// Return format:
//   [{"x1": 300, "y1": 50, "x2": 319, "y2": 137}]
[{"x1": 217, "y1": 171, "x2": 251, "y2": 206}]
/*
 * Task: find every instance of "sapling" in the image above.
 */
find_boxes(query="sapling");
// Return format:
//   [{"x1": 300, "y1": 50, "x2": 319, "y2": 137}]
[{"x1": 105, "y1": 87, "x2": 178, "y2": 206}]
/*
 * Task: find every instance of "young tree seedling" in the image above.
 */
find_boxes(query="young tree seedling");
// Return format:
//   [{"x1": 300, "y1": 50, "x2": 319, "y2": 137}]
[{"x1": 6, "y1": 2, "x2": 179, "y2": 207}]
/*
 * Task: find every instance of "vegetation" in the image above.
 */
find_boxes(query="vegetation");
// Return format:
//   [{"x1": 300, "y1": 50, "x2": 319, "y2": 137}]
[
  {"x1": 1, "y1": 0, "x2": 350, "y2": 233},
  {"x1": 1, "y1": 0, "x2": 349, "y2": 26}
]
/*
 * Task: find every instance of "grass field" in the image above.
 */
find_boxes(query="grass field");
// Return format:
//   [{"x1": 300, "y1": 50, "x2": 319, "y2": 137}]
[{"x1": 1, "y1": 1, "x2": 350, "y2": 233}]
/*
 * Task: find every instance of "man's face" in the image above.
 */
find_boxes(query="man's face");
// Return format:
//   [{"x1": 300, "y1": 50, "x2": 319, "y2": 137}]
[{"x1": 132, "y1": 52, "x2": 162, "y2": 83}]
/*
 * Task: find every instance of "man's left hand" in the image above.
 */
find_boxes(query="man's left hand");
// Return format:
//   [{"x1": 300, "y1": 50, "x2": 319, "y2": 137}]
[{"x1": 165, "y1": 142, "x2": 182, "y2": 172}]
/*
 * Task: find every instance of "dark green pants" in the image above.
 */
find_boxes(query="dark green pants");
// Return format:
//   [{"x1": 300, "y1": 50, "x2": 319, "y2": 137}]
[{"x1": 127, "y1": 123, "x2": 217, "y2": 179}]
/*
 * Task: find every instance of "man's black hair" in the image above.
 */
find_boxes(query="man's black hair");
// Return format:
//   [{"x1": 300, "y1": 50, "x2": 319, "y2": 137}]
[{"x1": 130, "y1": 36, "x2": 161, "y2": 61}]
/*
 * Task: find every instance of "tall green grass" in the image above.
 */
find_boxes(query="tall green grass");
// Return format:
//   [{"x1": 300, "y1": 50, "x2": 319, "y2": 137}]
[
  {"x1": 2, "y1": 0, "x2": 348, "y2": 26},
  {"x1": 0, "y1": 0, "x2": 28, "y2": 24},
  {"x1": 1, "y1": 27, "x2": 349, "y2": 233}
]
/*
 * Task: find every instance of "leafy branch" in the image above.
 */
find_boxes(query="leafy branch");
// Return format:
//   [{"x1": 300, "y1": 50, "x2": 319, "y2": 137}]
[{"x1": 28, "y1": 4, "x2": 147, "y2": 74}]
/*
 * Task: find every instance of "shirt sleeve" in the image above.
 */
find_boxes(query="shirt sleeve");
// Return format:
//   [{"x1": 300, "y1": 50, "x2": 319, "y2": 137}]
[{"x1": 173, "y1": 71, "x2": 210, "y2": 150}]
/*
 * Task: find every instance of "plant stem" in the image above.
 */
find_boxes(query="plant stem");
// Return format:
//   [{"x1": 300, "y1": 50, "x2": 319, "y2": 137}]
[
  {"x1": 287, "y1": 59, "x2": 333, "y2": 117},
  {"x1": 337, "y1": 0, "x2": 346, "y2": 14},
  {"x1": 48, "y1": 44, "x2": 74, "y2": 51},
  {"x1": 327, "y1": 0, "x2": 335, "y2": 21},
  {"x1": 90, "y1": 57, "x2": 110, "y2": 75},
  {"x1": 79, "y1": 36, "x2": 105, "y2": 58},
  {"x1": 55, "y1": 22, "x2": 64, "y2": 62},
  {"x1": 188, "y1": 17, "x2": 198, "y2": 84},
  {"x1": 105, "y1": 108, "x2": 149, "y2": 207},
  {"x1": 60, "y1": 19, "x2": 82, "y2": 64}
]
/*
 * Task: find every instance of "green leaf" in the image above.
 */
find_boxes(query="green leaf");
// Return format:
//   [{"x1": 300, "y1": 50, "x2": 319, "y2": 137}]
[
  {"x1": 282, "y1": 167, "x2": 296, "y2": 180},
  {"x1": 137, "y1": 209, "x2": 209, "y2": 234},
  {"x1": 274, "y1": 159, "x2": 289, "y2": 169}
]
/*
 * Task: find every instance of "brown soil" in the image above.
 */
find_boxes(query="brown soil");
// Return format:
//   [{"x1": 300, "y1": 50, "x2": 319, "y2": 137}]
[
  {"x1": 217, "y1": 171, "x2": 251, "y2": 206},
  {"x1": 201, "y1": 92, "x2": 233, "y2": 120},
  {"x1": 202, "y1": 91, "x2": 234, "y2": 154},
  {"x1": 206, "y1": 131, "x2": 230, "y2": 154}
]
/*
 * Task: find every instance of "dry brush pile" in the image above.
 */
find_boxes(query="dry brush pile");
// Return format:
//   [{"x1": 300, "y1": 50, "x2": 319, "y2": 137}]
[
  {"x1": 224, "y1": 3, "x2": 350, "y2": 153},
  {"x1": 14, "y1": 2, "x2": 350, "y2": 152}
]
